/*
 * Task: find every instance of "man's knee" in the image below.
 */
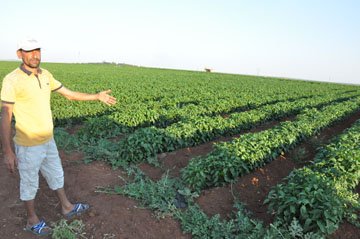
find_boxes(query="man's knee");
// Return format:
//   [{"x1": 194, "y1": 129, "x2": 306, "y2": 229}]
[{"x1": 20, "y1": 181, "x2": 39, "y2": 201}]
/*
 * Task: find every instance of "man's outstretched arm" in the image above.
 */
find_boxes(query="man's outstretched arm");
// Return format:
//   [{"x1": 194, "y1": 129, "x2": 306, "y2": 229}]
[{"x1": 56, "y1": 86, "x2": 117, "y2": 106}]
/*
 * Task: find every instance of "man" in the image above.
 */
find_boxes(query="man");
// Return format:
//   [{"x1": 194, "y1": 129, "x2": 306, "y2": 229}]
[{"x1": 0, "y1": 37, "x2": 117, "y2": 236}]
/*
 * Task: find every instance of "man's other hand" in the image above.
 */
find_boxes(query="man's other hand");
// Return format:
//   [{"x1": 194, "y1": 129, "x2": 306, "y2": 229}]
[{"x1": 4, "y1": 151, "x2": 17, "y2": 173}]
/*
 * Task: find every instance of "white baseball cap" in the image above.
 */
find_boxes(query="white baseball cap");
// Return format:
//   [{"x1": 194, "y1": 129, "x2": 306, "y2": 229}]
[{"x1": 17, "y1": 37, "x2": 41, "y2": 51}]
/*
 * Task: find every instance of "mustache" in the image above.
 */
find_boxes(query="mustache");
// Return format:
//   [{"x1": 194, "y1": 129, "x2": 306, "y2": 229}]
[{"x1": 30, "y1": 58, "x2": 40, "y2": 61}]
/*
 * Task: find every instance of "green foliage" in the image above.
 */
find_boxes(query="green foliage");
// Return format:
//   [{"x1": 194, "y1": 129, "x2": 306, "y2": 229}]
[
  {"x1": 313, "y1": 120, "x2": 360, "y2": 189},
  {"x1": 265, "y1": 119, "x2": 360, "y2": 235},
  {"x1": 51, "y1": 219, "x2": 85, "y2": 239},
  {"x1": 54, "y1": 127, "x2": 80, "y2": 151},
  {"x1": 113, "y1": 91, "x2": 359, "y2": 164},
  {"x1": 177, "y1": 202, "x2": 324, "y2": 239},
  {"x1": 265, "y1": 168, "x2": 344, "y2": 234},
  {"x1": 292, "y1": 146, "x2": 308, "y2": 164},
  {"x1": 77, "y1": 115, "x2": 124, "y2": 141},
  {"x1": 82, "y1": 139, "x2": 121, "y2": 165},
  {"x1": 176, "y1": 204, "x2": 238, "y2": 239},
  {"x1": 102, "y1": 164, "x2": 325, "y2": 238},
  {"x1": 182, "y1": 98, "x2": 360, "y2": 190},
  {"x1": 266, "y1": 218, "x2": 324, "y2": 239},
  {"x1": 117, "y1": 127, "x2": 168, "y2": 164},
  {"x1": 111, "y1": 172, "x2": 183, "y2": 217}
]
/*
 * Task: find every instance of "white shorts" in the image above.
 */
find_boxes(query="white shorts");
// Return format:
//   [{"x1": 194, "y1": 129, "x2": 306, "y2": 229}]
[{"x1": 15, "y1": 138, "x2": 64, "y2": 201}]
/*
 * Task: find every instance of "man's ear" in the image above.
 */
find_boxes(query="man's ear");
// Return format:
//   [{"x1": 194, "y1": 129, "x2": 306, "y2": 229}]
[{"x1": 16, "y1": 50, "x2": 22, "y2": 59}]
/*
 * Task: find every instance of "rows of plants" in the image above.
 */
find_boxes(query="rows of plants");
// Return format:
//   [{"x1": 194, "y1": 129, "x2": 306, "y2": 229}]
[
  {"x1": 90, "y1": 110, "x2": 360, "y2": 238},
  {"x1": 75, "y1": 90, "x2": 340, "y2": 144},
  {"x1": 181, "y1": 97, "x2": 360, "y2": 190},
  {"x1": 265, "y1": 118, "x2": 360, "y2": 235},
  {"x1": 111, "y1": 91, "x2": 360, "y2": 165},
  {"x1": 98, "y1": 170, "x2": 323, "y2": 239},
  {"x1": 102, "y1": 88, "x2": 354, "y2": 130},
  {"x1": 97, "y1": 100, "x2": 360, "y2": 238},
  {"x1": 69, "y1": 87, "x2": 356, "y2": 135}
]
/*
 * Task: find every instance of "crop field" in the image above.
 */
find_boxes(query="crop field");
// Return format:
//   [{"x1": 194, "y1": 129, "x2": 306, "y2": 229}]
[{"x1": 1, "y1": 61, "x2": 360, "y2": 238}]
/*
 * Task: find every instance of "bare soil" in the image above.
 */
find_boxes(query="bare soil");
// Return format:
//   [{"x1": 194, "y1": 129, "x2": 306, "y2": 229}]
[{"x1": 0, "y1": 111, "x2": 359, "y2": 238}]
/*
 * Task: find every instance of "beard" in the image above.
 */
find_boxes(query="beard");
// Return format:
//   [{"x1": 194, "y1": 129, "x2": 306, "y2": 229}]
[{"x1": 24, "y1": 57, "x2": 41, "y2": 68}]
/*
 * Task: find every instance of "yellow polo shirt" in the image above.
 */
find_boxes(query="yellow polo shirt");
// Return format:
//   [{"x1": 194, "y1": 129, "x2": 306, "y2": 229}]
[{"x1": 1, "y1": 65, "x2": 63, "y2": 146}]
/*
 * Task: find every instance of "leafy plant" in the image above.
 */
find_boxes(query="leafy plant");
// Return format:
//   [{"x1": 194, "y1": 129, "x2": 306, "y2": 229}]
[
  {"x1": 292, "y1": 146, "x2": 308, "y2": 164},
  {"x1": 265, "y1": 119, "x2": 360, "y2": 236},
  {"x1": 51, "y1": 219, "x2": 86, "y2": 239},
  {"x1": 177, "y1": 202, "x2": 324, "y2": 239},
  {"x1": 110, "y1": 172, "x2": 184, "y2": 217},
  {"x1": 265, "y1": 168, "x2": 344, "y2": 234},
  {"x1": 54, "y1": 127, "x2": 80, "y2": 151}
]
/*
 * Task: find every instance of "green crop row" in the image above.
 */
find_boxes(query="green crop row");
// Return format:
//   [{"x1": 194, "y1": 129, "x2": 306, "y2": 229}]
[
  {"x1": 105, "y1": 90, "x2": 341, "y2": 130},
  {"x1": 181, "y1": 97, "x2": 360, "y2": 191},
  {"x1": 265, "y1": 119, "x2": 360, "y2": 235},
  {"x1": 79, "y1": 88, "x2": 354, "y2": 135},
  {"x1": 77, "y1": 90, "x2": 340, "y2": 140},
  {"x1": 113, "y1": 91, "x2": 360, "y2": 165}
]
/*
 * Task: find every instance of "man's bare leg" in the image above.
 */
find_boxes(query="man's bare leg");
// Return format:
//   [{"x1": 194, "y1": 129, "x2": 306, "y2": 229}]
[
  {"x1": 55, "y1": 187, "x2": 74, "y2": 215},
  {"x1": 24, "y1": 199, "x2": 40, "y2": 226},
  {"x1": 24, "y1": 199, "x2": 52, "y2": 235}
]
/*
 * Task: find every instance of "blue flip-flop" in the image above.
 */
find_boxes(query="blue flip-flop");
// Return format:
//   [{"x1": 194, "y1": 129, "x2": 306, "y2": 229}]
[
  {"x1": 25, "y1": 219, "x2": 52, "y2": 236},
  {"x1": 64, "y1": 203, "x2": 90, "y2": 219}
]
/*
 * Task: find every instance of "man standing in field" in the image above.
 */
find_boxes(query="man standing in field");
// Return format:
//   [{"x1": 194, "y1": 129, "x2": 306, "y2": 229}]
[{"x1": 0, "y1": 37, "x2": 117, "y2": 236}]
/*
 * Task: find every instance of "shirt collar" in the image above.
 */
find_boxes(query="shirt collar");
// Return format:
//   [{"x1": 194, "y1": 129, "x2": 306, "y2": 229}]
[{"x1": 19, "y1": 64, "x2": 42, "y2": 76}]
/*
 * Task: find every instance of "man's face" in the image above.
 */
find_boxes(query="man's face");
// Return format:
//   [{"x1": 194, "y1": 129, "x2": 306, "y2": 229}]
[{"x1": 17, "y1": 49, "x2": 41, "y2": 68}]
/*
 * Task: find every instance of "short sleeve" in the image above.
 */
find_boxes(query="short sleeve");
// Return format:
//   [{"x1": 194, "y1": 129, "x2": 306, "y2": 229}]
[
  {"x1": 48, "y1": 71, "x2": 63, "y2": 92},
  {"x1": 1, "y1": 77, "x2": 16, "y2": 103}
]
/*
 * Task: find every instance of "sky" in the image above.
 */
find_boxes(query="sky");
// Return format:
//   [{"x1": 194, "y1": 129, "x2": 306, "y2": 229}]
[{"x1": 0, "y1": 0, "x2": 359, "y2": 85}]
